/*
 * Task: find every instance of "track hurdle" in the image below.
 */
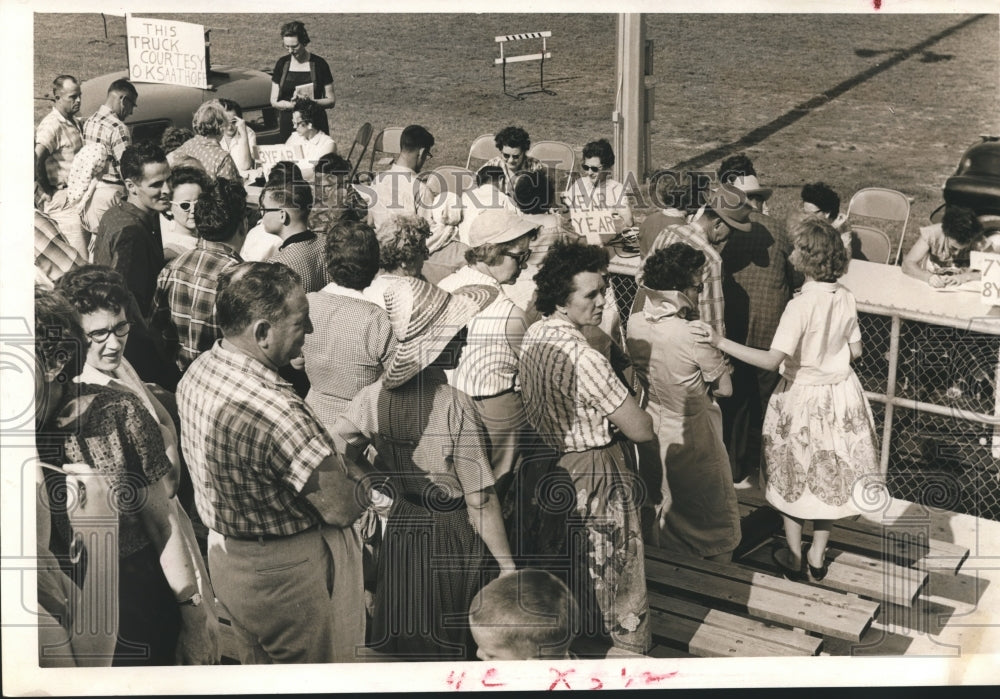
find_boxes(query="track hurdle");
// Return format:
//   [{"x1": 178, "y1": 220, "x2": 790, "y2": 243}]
[{"x1": 494, "y1": 31, "x2": 556, "y2": 100}]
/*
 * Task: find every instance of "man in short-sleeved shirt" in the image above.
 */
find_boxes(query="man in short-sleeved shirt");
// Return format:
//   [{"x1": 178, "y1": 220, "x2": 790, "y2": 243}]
[
  {"x1": 35, "y1": 75, "x2": 84, "y2": 200},
  {"x1": 83, "y1": 79, "x2": 136, "y2": 184},
  {"x1": 177, "y1": 261, "x2": 366, "y2": 664}
]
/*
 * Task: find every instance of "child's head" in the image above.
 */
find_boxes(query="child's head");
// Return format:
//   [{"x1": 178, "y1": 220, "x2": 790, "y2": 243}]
[
  {"x1": 790, "y1": 216, "x2": 849, "y2": 282},
  {"x1": 941, "y1": 205, "x2": 984, "y2": 252},
  {"x1": 469, "y1": 570, "x2": 579, "y2": 661}
]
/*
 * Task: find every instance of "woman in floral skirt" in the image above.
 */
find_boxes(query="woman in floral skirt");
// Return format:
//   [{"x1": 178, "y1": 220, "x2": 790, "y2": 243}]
[{"x1": 703, "y1": 217, "x2": 880, "y2": 582}]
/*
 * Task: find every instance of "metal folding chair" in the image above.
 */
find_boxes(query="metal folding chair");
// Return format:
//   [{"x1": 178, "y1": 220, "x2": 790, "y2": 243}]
[
  {"x1": 852, "y1": 224, "x2": 893, "y2": 264},
  {"x1": 846, "y1": 187, "x2": 910, "y2": 265},
  {"x1": 527, "y1": 140, "x2": 576, "y2": 193},
  {"x1": 367, "y1": 126, "x2": 405, "y2": 173},
  {"x1": 466, "y1": 134, "x2": 497, "y2": 171},
  {"x1": 344, "y1": 122, "x2": 373, "y2": 183}
]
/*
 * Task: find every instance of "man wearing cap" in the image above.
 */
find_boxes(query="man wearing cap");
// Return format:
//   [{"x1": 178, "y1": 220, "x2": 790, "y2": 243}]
[
  {"x1": 646, "y1": 183, "x2": 753, "y2": 338},
  {"x1": 178, "y1": 261, "x2": 368, "y2": 663},
  {"x1": 720, "y1": 168, "x2": 795, "y2": 487},
  {"x1": 438, "y1": 209, "x2": 538, "y2": 497}
]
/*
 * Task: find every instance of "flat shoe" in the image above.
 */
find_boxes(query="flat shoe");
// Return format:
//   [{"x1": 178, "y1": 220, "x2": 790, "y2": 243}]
[
  {"x1": 771, "y1": 544, "x2": 807, "y2": 582},
  {"x1": 807, "y1": 550, "x2": 830, "y2": 581}
]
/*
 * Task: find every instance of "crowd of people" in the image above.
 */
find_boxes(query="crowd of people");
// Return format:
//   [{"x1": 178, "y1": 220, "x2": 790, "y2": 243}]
[{"x1": 32, "y1": 21, "x2": 1000, "y2": 666}]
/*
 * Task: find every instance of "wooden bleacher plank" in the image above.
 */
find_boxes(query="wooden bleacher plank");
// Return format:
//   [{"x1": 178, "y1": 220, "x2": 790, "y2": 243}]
[
  {"x1": 644, "y1": 555, "x2": 875, "y2": 642},
  {"x1": 834, "y1": 518, "x2": 970, "y2": 574},
  {"x1": 740, "y1": 544, "x2": 926, "y2": 608},
  {"x1": 735, "y1": 493, "x2": 969, "y2": 574},
  {"x1": 648, "y1": 591, "x2": 822, "y2": 656},
  {"x1": 649, "y1": 606, "x2": 808, "y2": 658},
  {"x1": 646, "y1": 546, "x2": 881, "y2": 621}
]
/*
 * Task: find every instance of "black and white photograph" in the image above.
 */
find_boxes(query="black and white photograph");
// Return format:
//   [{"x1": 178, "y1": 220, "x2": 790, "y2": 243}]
[{"x1": 2, "y1": 0, "x2": 999, "y2": 694}]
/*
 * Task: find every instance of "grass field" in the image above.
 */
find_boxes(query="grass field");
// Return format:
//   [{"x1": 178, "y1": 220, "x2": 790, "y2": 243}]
[{"x1": 34, "y1": 12, "x2": 999, "y2": 252}]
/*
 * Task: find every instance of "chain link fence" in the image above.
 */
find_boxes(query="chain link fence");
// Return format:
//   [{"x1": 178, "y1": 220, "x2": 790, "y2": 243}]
[{"x1": 610, "y1": 271, "x2": 1000, "y2": 522}]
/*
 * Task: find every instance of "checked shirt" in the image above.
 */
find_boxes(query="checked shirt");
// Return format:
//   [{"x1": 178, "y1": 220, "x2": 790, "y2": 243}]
[
  {"x1": 649, "y1": 222, "x2": 727, "y2": 338},
  {"x1": 83, "y1": 105, "x2": 131, "y2": 182},
  {"x1": 150, "y1": 239, "x2": 243, "y2": 373},
  {"x1": 177, "y1": 341, "x2": 337, "y2": 538}
]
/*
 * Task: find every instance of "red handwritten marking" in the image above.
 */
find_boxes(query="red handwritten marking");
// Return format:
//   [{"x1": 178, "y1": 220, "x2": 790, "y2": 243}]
[
  {"x1": 873, "y1": 0, "x2": 882, "y2": 9},
  {"x1": 481, "y1": 667, "x2": 504, "y2": 688},
  {"x1": 446, "y1": 670, "x2": 466, "y2": 690},
  {"x1": 549, "y1": 668, "x2": 575, "y2": 690},
  {"x1": 589, "y1": 676, "x2": 603, "y2": 690},
  {"x1": 643, "y1": 671, "x2": 679, "y2": 685}
]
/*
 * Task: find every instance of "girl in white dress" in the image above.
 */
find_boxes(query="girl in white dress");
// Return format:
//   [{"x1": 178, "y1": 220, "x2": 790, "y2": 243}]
[{"x1": 703, "y1": 217, "x2": 880, "y2": 582}]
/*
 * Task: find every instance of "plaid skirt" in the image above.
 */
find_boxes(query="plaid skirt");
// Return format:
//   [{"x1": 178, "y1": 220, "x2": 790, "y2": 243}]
[{"x1": 369, "y1": 492, "x2": 493, "y2": 661}]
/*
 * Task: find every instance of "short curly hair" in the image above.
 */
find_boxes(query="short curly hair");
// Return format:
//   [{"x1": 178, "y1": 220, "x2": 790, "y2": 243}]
[
  {"x1": 325, "y1": 220, "x2": 380, "y2": 290},
  {"x1": 511, "y1": 170, "x2": 553, "y2": 215},
  {"x1": 717, "y1": 153, "x2": 757, "y2": 184},
  {"x1": 35, "y1": 287, "x2": 86, "y2": 384},
  {"x1": 534, "y1": 240, "x2": 609, "y2": 316},
  {"x1": 494, "y1": 126, "x2": 531, "y2": 152},
  {"x1": 789, "y1": 217, "x2": 849, "y2": 282},
  {"x1": 801, "y1": 182, "x2": 841, "y2": 220},
  {"x1": 642, "y1": 243, "x2": 706, "y2": 292},
  {"x1": 161, "y1": 126, "x2": 194, "y2": 154},
  {"x1": 375, "y1": 215, "x2": 430, "y2": 273},
  {"x1": 169, "y1": 165, "x2": 212, "y2": 193},
  {"x1": 941, "y1": 205, "x2": 984, "y2": 246},
  {"x1": 292, "y1": 98, "x2": 325, "y2": 132},
  {"x1": 192, "y1": 99, "x2": 229, "y2": 138},
  {"x1": 195, "y1": 177, "x2": 248, "y2": 242},
  {"x1": 280, "y1": 20, "x2": 310, "y2": 45},
  {"x1": 55, "y1": 264, "x2": 131, "y2": 317},
  {"x1": 582, "y1": 139, "x2": 615, "y2": 169}
]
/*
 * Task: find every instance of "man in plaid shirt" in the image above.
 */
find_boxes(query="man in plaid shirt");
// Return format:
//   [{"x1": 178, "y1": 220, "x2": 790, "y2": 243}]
[
  {"x1": 34, "y1": 210, "x2": 84, "y2": 288},
  {"x1": 178, "y1": 262, "x2": 369, "y2": 663},
  {"x1": 83, "y1": 78, "x2": 136, "y2": 228},
  {"x1": 150, "y1": 178, "x2": 247, "y2": 372}
]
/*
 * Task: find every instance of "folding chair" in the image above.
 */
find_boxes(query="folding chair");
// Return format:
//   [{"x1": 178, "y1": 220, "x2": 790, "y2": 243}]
[
  {"x1": 466, "y1": 134, "x2": 497, "y2": 171},
  {"x1": 527, "y1": 140, "x2": 576, "y2": 193},
  {"x1": 846, "y1": 187, "x2": 910, "y2": 265},
  {"x1": 367, "y1": 126, "x2": 405, "y2": 173},
  {"x1": 851, "y1": 224, "x2": 893, "y2": 264},
  {"x1": 527, "y1": 140, "x2": 575, "y2": 172},
  {"x1": 344, "y1": 122, "x2": 373, "y2": 183}
]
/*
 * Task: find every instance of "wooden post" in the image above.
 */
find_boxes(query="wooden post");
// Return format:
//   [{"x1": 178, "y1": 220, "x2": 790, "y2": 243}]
[{"x1": 614, "y1": 14, "x2": 647, "y2": 184}]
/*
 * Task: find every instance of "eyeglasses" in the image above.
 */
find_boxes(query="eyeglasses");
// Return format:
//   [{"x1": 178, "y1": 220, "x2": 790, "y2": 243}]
[
  {"x1": 581, "y1": 164, "x2": 603, "y2": 173},
  {"x1": 259, "y1": 206, "x2": 285, "y2": 214},
  {"x1": 500, "y1": 151, "x2": 522, "y2": 161},
  {"x1": 171, "y1": 200, "x2": 196, "y2": 211},
  {"x1": 86, "y1": 320, "x2": 131, "y2": 343},
  {"x1": 502, "y1": 250, "x2": 531, "y2": 266},
  {"x1": 690, "y1": 282, "x2": 705, "y2": 294}
]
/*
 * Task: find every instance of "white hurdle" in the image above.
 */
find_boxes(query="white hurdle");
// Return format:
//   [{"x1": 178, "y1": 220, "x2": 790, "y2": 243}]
[{"x1": 494, "y1": 31, "x2": 556, "y2": 100}]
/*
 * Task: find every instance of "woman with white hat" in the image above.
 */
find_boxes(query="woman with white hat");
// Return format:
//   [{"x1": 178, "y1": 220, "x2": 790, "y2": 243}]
[
  {"x1": 334, "y1": 276, "x2": 516, "y2": 660},
  {"x1": 438, "y1": 209, "x2": 539, "y2": 499}
]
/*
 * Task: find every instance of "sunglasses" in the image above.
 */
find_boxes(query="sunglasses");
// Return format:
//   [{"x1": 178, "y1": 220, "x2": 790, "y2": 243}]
[
  {"x1": 500, "y1": 151, "x2": 522, "y2": 160},
  {"x1": 581, "y1": 164, "x2": 603, "y2": 173},
  {"x1": 284, "y1": 43, "x2": 302, "y2": 52},
  {"x1": 171, "y1": 200, "x2": 196, "y2": 212},
  {"x1": 259, "y1": 206, "x2": 286, "y2": 214},
  {"x1": 86, "y1": 320, "x2": 131, "y2": 343},
  {"x1": 502, "y1": 249, "x2": 531, "y2": 265},
  {"x1": 690, "y1": 282, "x2": 705, "y2": 294}
]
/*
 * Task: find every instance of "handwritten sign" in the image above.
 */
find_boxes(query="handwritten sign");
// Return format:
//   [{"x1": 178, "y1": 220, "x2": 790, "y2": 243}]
[
  {"x1": 971, "y1": 250, "x2": 1000, "y2": 307},
  {"x1": 568, "y1": 210, "x2": 619, "y2": 245},
  {"x1": 126, "y1": 16, "x2": 208, "y2": 88},
  {"x1": 255, "y1": 144, "x2": 304, "y2": 179}
]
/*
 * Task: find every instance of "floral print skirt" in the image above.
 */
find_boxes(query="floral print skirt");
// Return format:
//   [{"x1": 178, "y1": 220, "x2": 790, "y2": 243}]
[
  {"x1": 762, "y1": 372, "x2": 880, "y2": 520},
  {"x1": 504, "y1": 439, "x2": 652, "y2": 654}
]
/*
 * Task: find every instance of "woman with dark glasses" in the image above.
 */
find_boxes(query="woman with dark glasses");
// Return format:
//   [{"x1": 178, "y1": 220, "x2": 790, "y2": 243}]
[
  {"x1": 562, "y1": 138, "x2": 634, "y2": 239},
  {"x1": 161, "y1": 166, "x2": 213, "y2": 262},
  {"x1": 484, "y1": 126, "x2": 545, "y2": 194}
]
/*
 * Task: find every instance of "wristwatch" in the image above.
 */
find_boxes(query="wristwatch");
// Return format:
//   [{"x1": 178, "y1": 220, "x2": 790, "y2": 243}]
[{"x1": 178, "y1": 592, "x2": 203, "y2": 607}]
